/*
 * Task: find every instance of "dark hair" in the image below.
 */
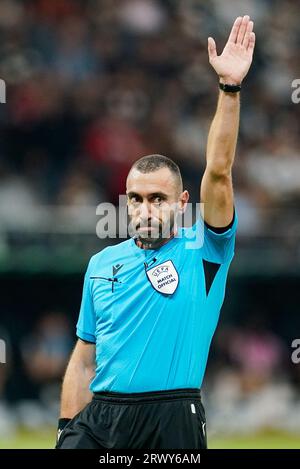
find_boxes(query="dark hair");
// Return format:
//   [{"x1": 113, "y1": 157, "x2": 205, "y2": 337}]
[{"x1": 129, "y1": 154, "x2": 183, "y2": 192}]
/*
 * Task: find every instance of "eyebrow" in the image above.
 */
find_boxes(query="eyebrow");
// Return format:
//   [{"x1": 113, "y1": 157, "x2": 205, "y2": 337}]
[{"x1": 127, "y1": 191, "x2": 168, "y2": 200}]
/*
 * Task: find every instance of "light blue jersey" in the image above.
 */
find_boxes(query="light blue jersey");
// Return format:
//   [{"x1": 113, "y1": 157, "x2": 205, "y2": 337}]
[{"x1": 76, "y1": 215, "x2": 237, "y2": 392}]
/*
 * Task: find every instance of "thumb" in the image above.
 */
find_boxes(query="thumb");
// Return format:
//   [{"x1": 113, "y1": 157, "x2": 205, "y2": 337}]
[{"x1": 208, "y1": 37, "x2": 217, "y2": 61}]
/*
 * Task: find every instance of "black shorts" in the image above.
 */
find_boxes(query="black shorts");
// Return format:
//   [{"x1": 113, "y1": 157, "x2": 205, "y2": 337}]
[{"x1": 56, "y1": 388, "x2": 207, "y2": 449}]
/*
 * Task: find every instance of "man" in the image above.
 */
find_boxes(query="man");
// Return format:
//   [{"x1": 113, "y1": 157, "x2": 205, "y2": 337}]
[{"x1": 56, "y1": 16, "x2": 255, "y2": 449}]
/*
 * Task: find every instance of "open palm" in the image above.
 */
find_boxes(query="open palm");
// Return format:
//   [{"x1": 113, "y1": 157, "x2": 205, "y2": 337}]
[{"x1": 208, "y1": 16, "x2": 256, "y2": 85}]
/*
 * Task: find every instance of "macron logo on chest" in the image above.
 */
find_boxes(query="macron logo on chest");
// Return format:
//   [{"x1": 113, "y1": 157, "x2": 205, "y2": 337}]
[{"x1": 146, "y1": 260, "x2": 179, "y2": 295}]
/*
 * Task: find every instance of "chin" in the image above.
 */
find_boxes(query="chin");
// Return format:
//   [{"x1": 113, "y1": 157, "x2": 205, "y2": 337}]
[
  {"x1": 137, "y1": 232, "x2": 162, "y2": 243},
  {"x1": 137, "y1": 230, "x2": 160, "y2": 240},
  {"x1": 138, "y1": 237, "x2": 160, "y2": 245}
]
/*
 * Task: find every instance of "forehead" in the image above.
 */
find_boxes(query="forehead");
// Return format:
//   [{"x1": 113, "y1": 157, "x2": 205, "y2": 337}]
[{"x1": 126, "y1": 168, "x2": 177, "y2": 195}]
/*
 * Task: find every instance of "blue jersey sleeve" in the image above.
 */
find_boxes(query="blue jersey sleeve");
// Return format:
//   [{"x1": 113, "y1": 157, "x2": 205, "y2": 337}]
[
  {"x1": 182, "y1": 212, "x2": 238, "y2": 264},
  {"x1": 202, "y1": 212, "x2": 238, "y2": 264},
  {"x1": 76, "y1": 257, "x2": 96, "y2": 343}
]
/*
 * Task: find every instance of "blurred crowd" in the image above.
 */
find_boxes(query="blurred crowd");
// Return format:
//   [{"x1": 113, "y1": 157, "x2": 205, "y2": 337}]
[
  {"x1": 0, "y1": 311, "x2": 73, "y2": 437},
  {"x1": 205, "y1": 317, "x2": 300, "y2": 436},
  {"x1": 0, "y1": 0, "x2": 299, "y2": 241}
]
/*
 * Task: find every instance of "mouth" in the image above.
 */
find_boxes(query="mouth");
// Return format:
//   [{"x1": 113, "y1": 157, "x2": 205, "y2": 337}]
[
  {"x1": 136, "y1": 224, "x2": 162, "y2": 240},
  {"x1": 137, "y1": 226, "x2": 157, "y2": 231},
  {"x1": 137, "y1": 225, "x2": 161, "y2": 235}
]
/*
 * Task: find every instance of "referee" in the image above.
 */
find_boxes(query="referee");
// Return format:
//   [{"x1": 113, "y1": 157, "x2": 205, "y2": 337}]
[{"x1": 56, "y1": 16, "x2": 255, "y2": 449}]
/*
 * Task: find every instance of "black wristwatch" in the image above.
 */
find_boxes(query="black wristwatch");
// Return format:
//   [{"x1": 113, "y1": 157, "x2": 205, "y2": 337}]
[{"x1": 219, "y1": 82, "x2": 241, "y2": 93}]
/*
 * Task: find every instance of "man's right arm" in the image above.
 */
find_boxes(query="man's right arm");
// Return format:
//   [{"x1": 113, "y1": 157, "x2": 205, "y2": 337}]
[{"x1": 60, "y1": 339, "x2": 95, "y2": 418}]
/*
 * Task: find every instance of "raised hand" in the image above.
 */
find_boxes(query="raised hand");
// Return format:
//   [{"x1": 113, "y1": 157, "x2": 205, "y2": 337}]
[{"x1": 208, "y1": 15, "x2": 256, "y2": 85}]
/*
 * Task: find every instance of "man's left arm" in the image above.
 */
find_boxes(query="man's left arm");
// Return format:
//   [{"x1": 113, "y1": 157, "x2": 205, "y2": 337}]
[{"x1": 201, "y1": 15, "x2": 256, "y2": 228}]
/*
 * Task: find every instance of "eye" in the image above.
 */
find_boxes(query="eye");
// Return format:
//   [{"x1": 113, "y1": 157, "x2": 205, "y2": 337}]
[
  {"x1": 152, "y1": 196, "x2": 163, "y2": 205},
  {"x1": 129, "y1": 196, "x2": 140, "y2": 206}
]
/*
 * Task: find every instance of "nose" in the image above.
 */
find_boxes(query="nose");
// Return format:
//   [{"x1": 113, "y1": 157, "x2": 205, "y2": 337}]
[{"x1": 139, "y1": 201, "x2": 151, "y2": 220}]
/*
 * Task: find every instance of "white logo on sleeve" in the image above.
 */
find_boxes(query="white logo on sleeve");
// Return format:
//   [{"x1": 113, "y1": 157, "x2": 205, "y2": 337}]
[{"x1": 146, "y1": 260, "x2": 179, "y2": 295}]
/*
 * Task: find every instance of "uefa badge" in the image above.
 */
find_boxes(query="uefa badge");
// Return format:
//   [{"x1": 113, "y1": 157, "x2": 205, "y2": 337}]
[{"x1": 146, "y1": 260, "x2": 179, "y2": 295}]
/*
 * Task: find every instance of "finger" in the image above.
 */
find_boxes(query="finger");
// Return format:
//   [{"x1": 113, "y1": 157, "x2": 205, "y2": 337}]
[
  {"x1": 247, "y1": 32, "x2": 256, "y2": 54},
  {"x1": 242, "y1": 20, "x2": 254, "y2": 49},
  {"x1": 228, "y1": 16, "x2": 243, "y2": 43},
  {"x1": 208, "y1": 37, "x2": 217, "y2": 61},
  {"x1": 236, "y1": 15, "x2": 250, "y2": 44}
]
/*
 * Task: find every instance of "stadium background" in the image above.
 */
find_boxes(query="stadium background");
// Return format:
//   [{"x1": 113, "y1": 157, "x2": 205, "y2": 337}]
[{"x1": 0, "y1": 0, "x2": 300, "y2": 448}]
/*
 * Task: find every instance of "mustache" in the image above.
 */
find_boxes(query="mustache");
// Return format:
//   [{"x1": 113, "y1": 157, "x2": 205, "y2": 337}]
[{"x1": 135, "y1": 221, "x2": 161, "y2": 230}]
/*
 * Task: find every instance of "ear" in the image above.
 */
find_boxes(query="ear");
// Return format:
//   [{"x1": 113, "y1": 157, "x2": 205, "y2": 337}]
[{"x1": 178, "y1": 190, "x2": 189, "y2": 213}]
